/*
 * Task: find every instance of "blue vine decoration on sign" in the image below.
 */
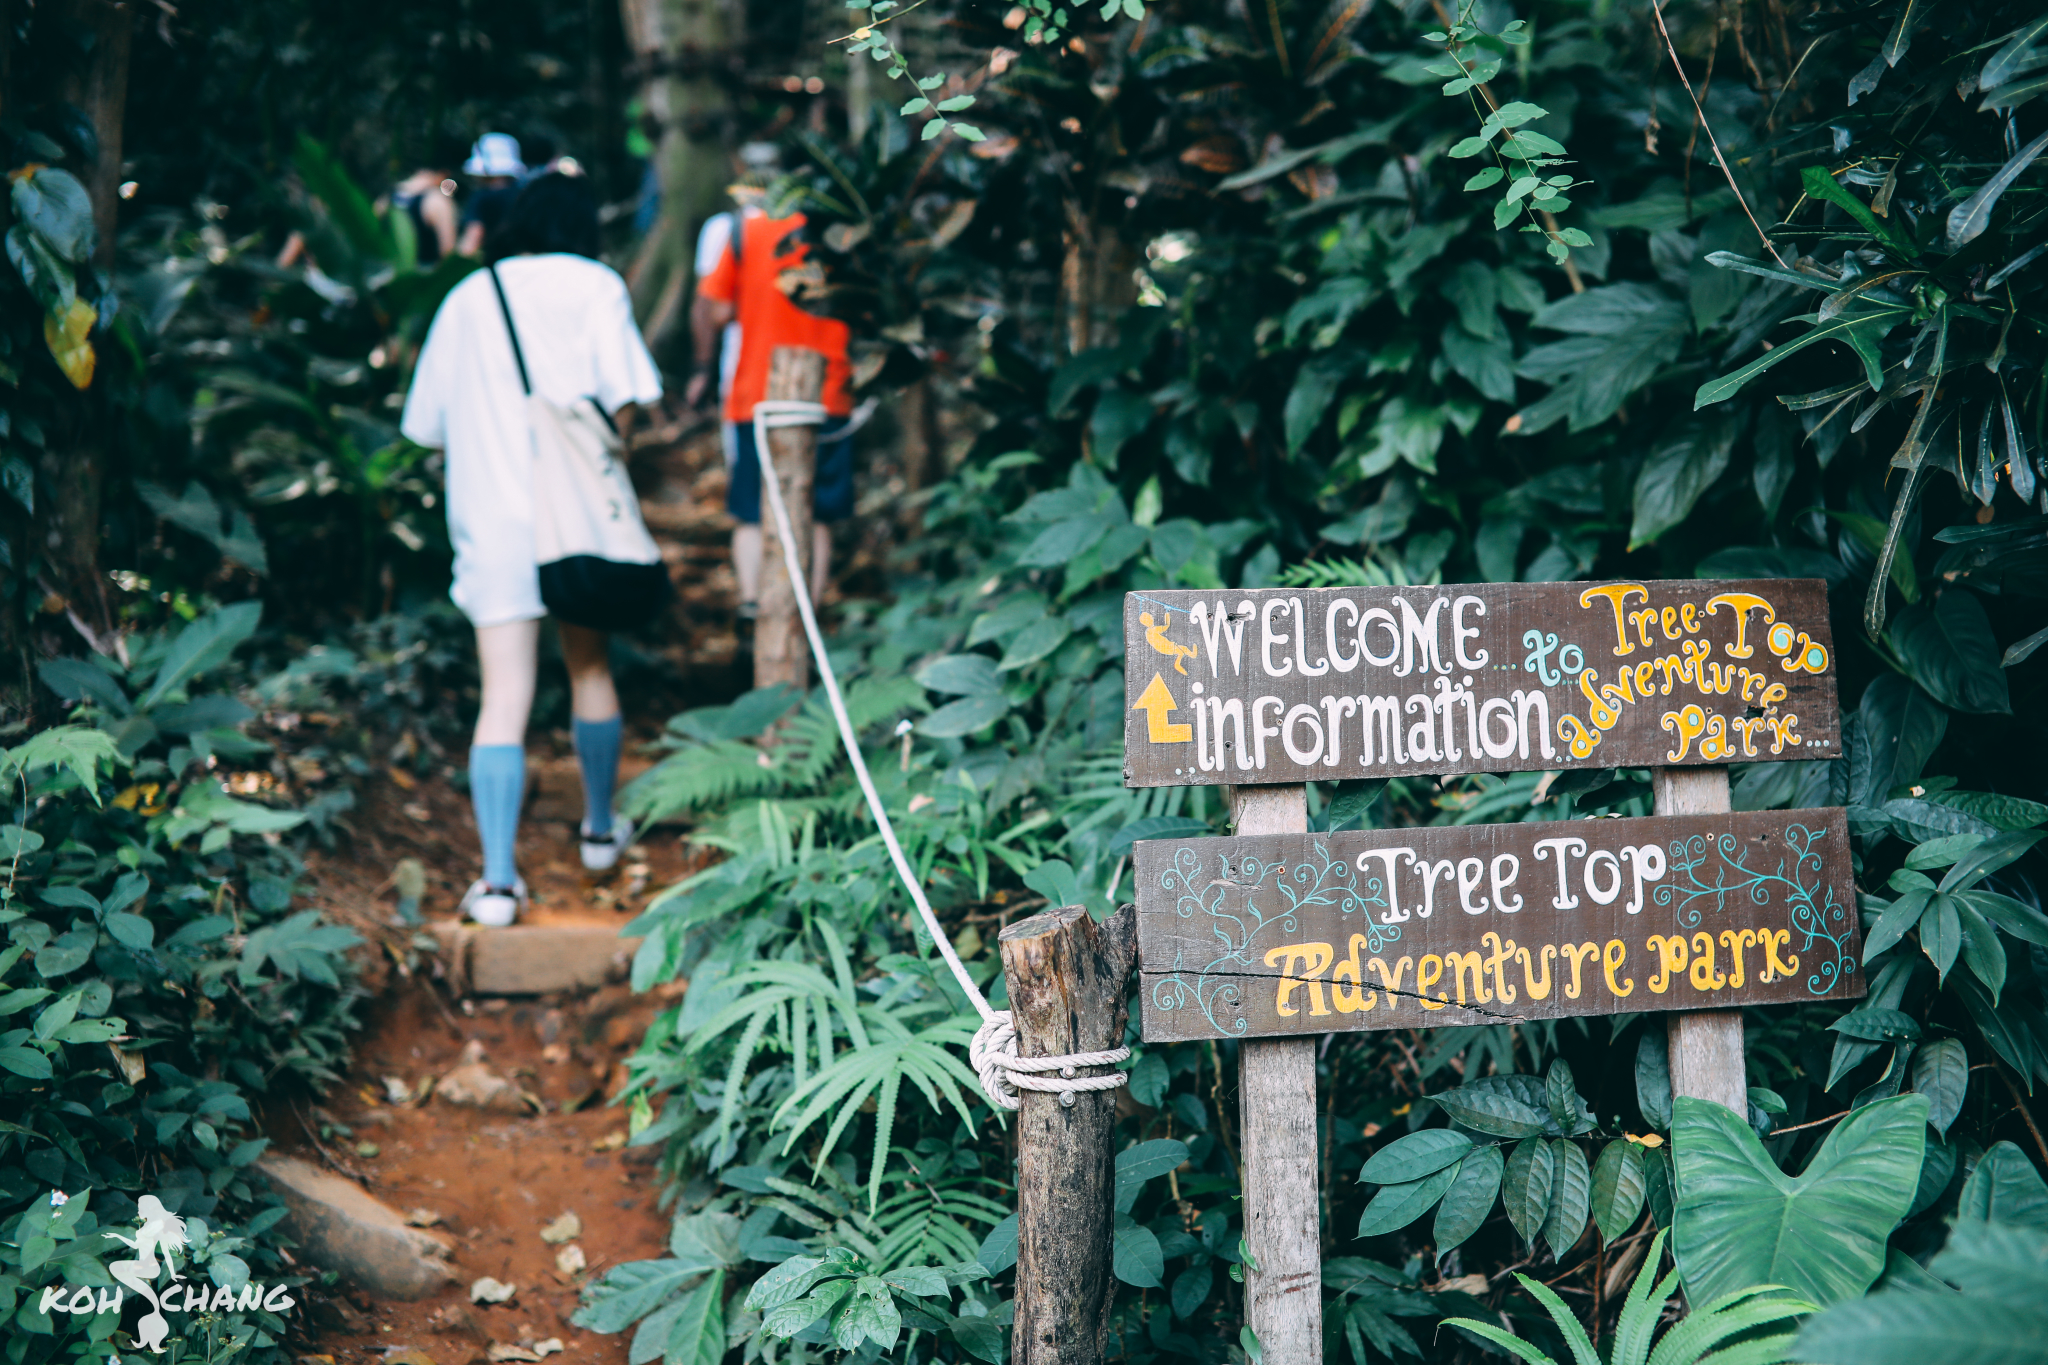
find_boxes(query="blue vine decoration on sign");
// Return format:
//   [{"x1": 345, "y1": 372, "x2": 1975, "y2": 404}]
[
  {"x1": 1650, "y1": 822, "x2": 1850, "y2": 996},
  {"x1": 1149, "y1": 839, "x2": 1396, "y2": 1037}
]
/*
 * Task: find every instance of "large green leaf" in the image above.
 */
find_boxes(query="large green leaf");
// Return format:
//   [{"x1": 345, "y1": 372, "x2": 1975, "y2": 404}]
[
  {"x1": 1692, "y1": 302, "x2": 1909, "y2": 409},
  {"x1": 1889, "y1": 595, "x2": 2011, "y2": 714},
  {"x1": 1672, "y1": 1093, "x2": 1927, "y2": 1306},
  {"x1": 1591, "y1": 1140, "x2": 1647, "y2": 1242},
  {"x1": 1794, "y1": 1274, "x2": 2046, "y2": 1364},
  {"x1": 141, "y1": 603, "x2": 263, "y2": 709},
  {"x1": 1360, "y1": 1129, "x2": 1472, "y2": 1185},
  {"x1": 1956, "y1": 1141, "x2": 2048, "y2": 1229},
  {"x1": 1432, "y1": 1144, "x2": 1505, "y2": 1255},
  {"x1": 1630, "y1": 413, "x2": 1736, "y2": 548},
  {"x1": 1539, "y1": 1140, "x2": 1591, "y2": 1260},
  {"x1": 1502, "y1": 1137, "x2": 1557, "y2": 1242},
  {"x1": 1357, "y1": 1164, "x2": 1460, "y2": 1238}
]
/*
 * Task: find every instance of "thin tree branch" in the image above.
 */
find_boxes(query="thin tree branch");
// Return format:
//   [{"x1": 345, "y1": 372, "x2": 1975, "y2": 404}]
[
  {"x1": 1650, "y1": 0, "x2": 1789, "y2": 267},
  {"x1": 1996, "y1": 1059, "x2": 2048, "y2": 1170}
]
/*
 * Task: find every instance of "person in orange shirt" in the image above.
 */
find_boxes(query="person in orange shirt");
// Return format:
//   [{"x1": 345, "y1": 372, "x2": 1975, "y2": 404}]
[{"x1": 685, "y1": 175, "x2": 854, "y2": 620}]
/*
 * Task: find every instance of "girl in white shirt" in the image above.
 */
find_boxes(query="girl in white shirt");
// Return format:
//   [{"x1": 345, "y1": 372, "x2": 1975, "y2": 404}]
[{"x1": 401, "y1": 173, "x2": 666, "y2": 926}]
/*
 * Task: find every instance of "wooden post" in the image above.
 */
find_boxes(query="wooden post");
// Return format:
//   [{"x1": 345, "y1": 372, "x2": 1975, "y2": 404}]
[
  {"x1": 754, "y1": 346, "x2": 825, "y2": 693},
  {"x1": 1232, "y1": 785, "x2": 1321, "y2": 1365},
  {"x1": 1657, "y1": 767, "x2": 1748, "y2": 1112},
  {"x1": 1000, "y1": 904, "x2": 1137, "y2": 1365}
]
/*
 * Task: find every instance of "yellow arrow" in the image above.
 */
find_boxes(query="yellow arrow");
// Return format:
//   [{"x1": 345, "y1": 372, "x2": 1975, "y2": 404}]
[{"x1": 1132, "y1": 673, "x2": 1193, "y2": 744}]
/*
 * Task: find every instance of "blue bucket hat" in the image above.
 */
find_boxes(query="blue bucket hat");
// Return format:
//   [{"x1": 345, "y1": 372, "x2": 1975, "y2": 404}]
[{"x1": 463, "y1": 133, "x2": 526, "y2": 178}]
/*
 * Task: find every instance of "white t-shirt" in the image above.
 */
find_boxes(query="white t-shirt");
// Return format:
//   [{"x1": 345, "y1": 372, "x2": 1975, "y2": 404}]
[
  {"x1": 403, "y1": 253, "x2": 663, "y2": 627},
  {"x1": 695, "y1": 212, "x2": 743, "y2": 395}
]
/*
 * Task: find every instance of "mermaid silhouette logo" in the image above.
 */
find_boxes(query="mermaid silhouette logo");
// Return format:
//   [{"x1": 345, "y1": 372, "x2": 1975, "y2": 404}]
[
  {"x1": 106, "y1": 1195, "x2": 188, "y2": 1354},
  {"x1": 39, "y1": 1188, "x2": 297, "y2": 1347}
]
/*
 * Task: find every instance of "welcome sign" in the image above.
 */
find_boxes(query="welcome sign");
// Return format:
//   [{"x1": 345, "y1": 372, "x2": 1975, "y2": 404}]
[
  {"x1": 1121, "y1": 579, "x2": 1838, "y2": 787},
  {"x1": 1132, "y1": 809, "x2": 1860, "y2": 1041}
]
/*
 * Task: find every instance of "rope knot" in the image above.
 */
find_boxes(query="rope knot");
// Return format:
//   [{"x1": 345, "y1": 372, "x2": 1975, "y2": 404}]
[{"x1": 970, "y1": 1011, "x2": 1131, "y2": 1112}]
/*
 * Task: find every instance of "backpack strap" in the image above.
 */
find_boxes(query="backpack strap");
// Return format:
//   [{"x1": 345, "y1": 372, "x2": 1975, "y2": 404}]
[{"x1": 486, "y1": 263, "x2": 532, "y2": 396}]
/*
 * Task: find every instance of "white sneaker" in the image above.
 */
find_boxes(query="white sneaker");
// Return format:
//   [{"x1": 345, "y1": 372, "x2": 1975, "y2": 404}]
[
  {"x1": 580, "y1": 814, "x2": 636, "y2": 872},
  {"x1": 459, "y1": 877, "x2": 527, "y2": 928}
]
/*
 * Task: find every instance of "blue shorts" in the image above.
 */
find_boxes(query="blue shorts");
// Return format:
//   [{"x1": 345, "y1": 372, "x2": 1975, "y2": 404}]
[{"x1": 726, "y1": 418, "x2": 855, "y2": 524}]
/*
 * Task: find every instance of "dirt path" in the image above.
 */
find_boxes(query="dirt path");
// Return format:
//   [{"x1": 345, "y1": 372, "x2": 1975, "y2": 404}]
[{"x1": 272, "y1": 428, "x2": 744, "y2": 1365}]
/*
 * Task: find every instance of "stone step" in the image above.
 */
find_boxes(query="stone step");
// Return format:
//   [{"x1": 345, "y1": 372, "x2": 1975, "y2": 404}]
[
  {"x1": 257, "y1": 1154, "x2": 453, "y2": 1300},
  {"x1": 429, "y1": 922, "x2": 644, "y2": 997}
]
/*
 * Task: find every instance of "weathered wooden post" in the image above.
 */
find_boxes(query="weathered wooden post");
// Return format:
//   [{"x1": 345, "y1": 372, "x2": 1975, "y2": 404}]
[
  {"x1": 755, "y1": 345, "x2": 824, "y2": 693},
  {"x1": 1232, "y1": 786, "x2": 1323, "y2": 1361},
  {"x1": 1658, "y1": 767, "x2": 1748, "y2": 1111},
  {"x1": 1001, "y1": 904, "x2": 1137, "y2": 1365}
]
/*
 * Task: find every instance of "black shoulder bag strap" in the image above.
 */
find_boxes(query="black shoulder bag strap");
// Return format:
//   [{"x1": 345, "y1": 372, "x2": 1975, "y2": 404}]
[{"x1": 486, "y1": 263, "x2": 532, "y2": 397}]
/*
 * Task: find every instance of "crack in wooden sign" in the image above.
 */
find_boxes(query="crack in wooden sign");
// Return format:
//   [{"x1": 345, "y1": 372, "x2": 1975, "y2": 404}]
[
  {"x1": 1133, "y1": 809, "x2": 1862, "y2": 1042},
  {"x1": 1121, "y1": 579, "x2": 1838, "y2": 788}
]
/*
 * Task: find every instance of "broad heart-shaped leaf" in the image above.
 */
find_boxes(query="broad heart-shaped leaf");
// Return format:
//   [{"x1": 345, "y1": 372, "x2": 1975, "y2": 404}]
[
  {"x1": 1591, "y1": 1140, "x2": 1647, "y2": 1242},
  {"x1": 1433, "y1": 1075, "x2": 1551, "y2": 1137},
  {"x1": 1431, "y1": 1144, "x2": 1504, "y2": 1257},
  {"x1": 1539, "y1": 1140, "x2": 1591, "y2": 1260},
  {"x1": 1357, "y1": 1163, "x2": 1459, "y2": 1238},
  {"x1": 1910, "y1": 1038, "x2": 1969, "y2": 1137},
  {"x1": 1503, "y1": 1137, "x2": 1556, "y2": 1243},
  {"x1": 1360, "y1": 1129, "x2": 1472, "y2": 1185},
  {"x1": 1672, "y1": 1092, "x2": 1927, "y2": 1307},
  {"x1": 1956, "y1": 1141, "x2": 2048, "y2": 1229}
]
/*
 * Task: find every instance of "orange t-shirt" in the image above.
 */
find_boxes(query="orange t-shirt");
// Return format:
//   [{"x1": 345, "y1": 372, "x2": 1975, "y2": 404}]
[{"x1": 698, "y1": 210, "x2": 852, "y2": 422}]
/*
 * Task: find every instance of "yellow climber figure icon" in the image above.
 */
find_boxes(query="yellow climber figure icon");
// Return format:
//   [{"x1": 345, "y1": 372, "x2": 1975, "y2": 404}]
[{"x1": 1140, "y1": 611, "x2": 1198, "y2": 675}]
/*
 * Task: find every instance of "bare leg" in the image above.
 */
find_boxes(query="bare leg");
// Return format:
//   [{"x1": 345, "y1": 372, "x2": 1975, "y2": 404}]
[
  {"x1": 473, "y1": 620, "x2": 541, "y2": 746},
  {"x1": 558, "y1": 622, "x2": 619, "y2": 722},
  {"x1": 732, "y1": 524, "x2": 762, "y2": 608}
]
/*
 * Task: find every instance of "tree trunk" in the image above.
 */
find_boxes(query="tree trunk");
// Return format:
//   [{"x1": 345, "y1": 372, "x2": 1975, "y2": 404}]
[
  {"x1": 37, "y1": 0, "x2": 133, "y2": 642},
  {"x1": 1658, "y1": 767, "x2": 1747, "y2": 1113},
  {"x1": 1061, "y1": 200, "x2": 1137, "y2": 357},
  {"x1": 1001, "y1": 902, "x2": 1137, "y2": 1365},
  {"x1": 619, "y1": 0, "x2": 731, "y2": 348},
  {"x1": 895, "y1": 374, "x2": 938, "y2": 535},
  {"x1": 754, "y1": 346, "x2": 824, "y2": 694}
]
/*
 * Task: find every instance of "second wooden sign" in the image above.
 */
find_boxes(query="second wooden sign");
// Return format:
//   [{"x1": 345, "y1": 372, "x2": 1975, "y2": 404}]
[{"x1": 1133, "y1": 808, "x2": 1862, "y2": 1042}]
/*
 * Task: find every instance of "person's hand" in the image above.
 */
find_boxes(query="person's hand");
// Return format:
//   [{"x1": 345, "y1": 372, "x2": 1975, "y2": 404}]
[{"x1": 683, "y1": 370, "x2": 711, "y2": 410}]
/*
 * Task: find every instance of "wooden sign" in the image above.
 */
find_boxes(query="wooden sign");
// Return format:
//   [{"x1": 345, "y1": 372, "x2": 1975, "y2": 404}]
[
  {"x1": 1133, "y1": 808, "x2": 1861, "y2": 1042},
  {"x1": 1121, "y1": 579, "x2": 1838, "y2": 788}
]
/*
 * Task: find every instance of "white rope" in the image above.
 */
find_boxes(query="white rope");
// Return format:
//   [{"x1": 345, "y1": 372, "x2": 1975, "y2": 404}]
[{"x1": 750, "y1": 402, "x2": 1128, "y2": 1110}]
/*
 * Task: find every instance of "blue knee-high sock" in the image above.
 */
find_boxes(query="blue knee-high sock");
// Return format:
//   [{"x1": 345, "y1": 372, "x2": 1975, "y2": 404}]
[
  {"x1": 469, "y1": 745, "x2": 525, "y2": 888},
  {"x1": 573, "y1": 715, "x2": 622, "y2": 836}
]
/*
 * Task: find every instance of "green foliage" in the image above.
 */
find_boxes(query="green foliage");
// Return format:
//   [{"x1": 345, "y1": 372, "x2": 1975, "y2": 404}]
[
  {"x1": 3, "y1": 608, "x2": 363, "y2": 1364},
  {"x1": 1445, "y1": 1229, "x2": 1811, "y2": 1365},
  {"x1": 1794, "y1": 1217, "x2": 2048, "y2": 1365},
  {"x1": 1672, "y1": 1094, "x2": 1927, "y2": 1308}
]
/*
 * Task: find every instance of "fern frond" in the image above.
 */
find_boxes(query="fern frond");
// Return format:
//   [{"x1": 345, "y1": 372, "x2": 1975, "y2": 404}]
[
  {"x1": 1647, "y1": 1291, "x2": 1810, "y2": 1365},
  {"x1": 1511, "y1": 1273, "x2": 1602, "y2": 1365},
  {"x1": 709, "y1": 1004, "x2": 775, "y2": 1156},
  {"x1": 870, "y1": 1067, "x2": 902, "y2": 1212},
  {"x1": 622, "y1": 740, "x2": 786, "y2": 822}
]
